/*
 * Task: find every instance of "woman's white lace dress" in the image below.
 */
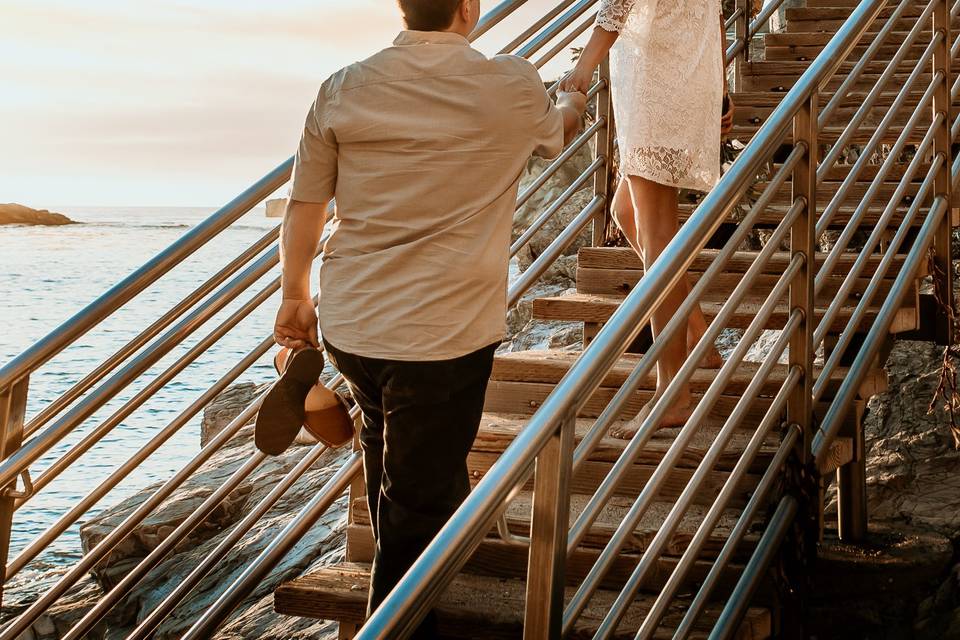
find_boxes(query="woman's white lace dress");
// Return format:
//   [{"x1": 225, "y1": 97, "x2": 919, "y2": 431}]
[{"x1": 599, "y1": 0, "x2": 723, "y2": 192}]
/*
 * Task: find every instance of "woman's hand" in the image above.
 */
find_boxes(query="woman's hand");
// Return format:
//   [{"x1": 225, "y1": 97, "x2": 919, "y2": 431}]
[{"x1": 560, "y1": 64, "x2": 594, "y2": 94}]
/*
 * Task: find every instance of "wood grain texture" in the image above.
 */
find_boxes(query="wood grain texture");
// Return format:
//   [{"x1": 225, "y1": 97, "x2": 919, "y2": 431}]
[
  {"x1": 275, "y1": 562, "x2": 772, "y2": 639},
  {"x1": 531, "y1": 292, "x2": 918, "y2": 334}
]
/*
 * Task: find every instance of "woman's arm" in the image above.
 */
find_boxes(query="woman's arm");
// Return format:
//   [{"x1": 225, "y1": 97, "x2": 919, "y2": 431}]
[
  {"x1": 720, "y1": 10, "x2": 734, "y2": 135},
  {"x1": 560, "y1": 27, "x2": 619, "y2": 93},
  {"x1": 560, "y1": 0, "x2": 629, "y2": 93}
]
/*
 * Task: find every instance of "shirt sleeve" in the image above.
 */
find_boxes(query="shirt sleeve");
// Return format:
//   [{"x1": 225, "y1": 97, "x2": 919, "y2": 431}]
[
  {"x1": 289, "y1": 84, "x2": 338, "y2": 204},
  {"x1": 517, "y1": 61, "x2": 565, "y2": 160},
  {"x1": 596, "y1": 0, "x2": 636, "y2": 33}
]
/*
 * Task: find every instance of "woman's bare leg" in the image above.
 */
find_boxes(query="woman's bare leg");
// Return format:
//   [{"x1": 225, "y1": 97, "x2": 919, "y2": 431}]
[
  {"x1": 609, "y1": 175, "x2": 694, "y2": 437},
  {"x1": 610, "y1": 180, "x2": 723, "y2": 372}
]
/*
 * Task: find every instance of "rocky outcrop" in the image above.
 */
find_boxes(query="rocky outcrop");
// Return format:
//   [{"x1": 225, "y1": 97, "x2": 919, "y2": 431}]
[
  {"x1": 1, "y1": 392, "x2": 349, "y2": 640},
  {"x1": 0, "y1": 203, "x2": 74, "y2": 226},
  {"x1": 861, "y1": 340, "x2": 960, "y2": 535}
]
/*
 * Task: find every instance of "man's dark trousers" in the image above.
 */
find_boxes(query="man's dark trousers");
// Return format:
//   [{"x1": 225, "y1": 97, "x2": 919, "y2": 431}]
[{"x1": 324, "y1": 339, "x2": 498, "y2": 638}]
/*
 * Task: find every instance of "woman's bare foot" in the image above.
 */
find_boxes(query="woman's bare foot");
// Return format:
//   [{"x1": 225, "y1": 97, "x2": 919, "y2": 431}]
[
  {"x1": 687, "y1": 331, "x2": 724, "y2": 369},
  {"x1": 609, "y1": 393, "x2": 695, "y2": 439}
]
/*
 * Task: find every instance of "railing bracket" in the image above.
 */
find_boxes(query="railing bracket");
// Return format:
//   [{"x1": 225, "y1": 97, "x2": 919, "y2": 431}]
[{"x1": 2, "y1": 469, "x2": 33, "y2": 500}]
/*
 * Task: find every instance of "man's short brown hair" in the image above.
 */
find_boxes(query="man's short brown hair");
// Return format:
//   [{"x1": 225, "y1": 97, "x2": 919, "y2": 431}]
[{"x1": 397, "y1": 0, "x2": 462, "y2": 31}]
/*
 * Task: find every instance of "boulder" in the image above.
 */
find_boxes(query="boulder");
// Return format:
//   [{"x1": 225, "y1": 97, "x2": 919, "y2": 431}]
[
  {"x1": 0, "y1": 203, "x2": 74, "y2": 226},
  {"x1": 860, "y1": 340, "x2": 960, "y2": 536}
]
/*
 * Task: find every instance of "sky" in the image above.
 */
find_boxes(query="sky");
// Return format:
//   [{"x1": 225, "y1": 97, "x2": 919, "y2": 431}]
[{"x1": 0, "y1": 0, "x2": 581, "y2": 208}]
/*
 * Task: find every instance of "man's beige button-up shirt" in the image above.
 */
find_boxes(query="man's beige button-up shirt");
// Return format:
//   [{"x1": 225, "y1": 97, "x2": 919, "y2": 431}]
[{"x1": 290, "y1": 30, "x2": 565, "y2": 361}]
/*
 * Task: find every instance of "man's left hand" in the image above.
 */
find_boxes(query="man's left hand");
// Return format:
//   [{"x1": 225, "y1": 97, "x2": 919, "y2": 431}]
[{"x1": 274, "y1": 298, "x2": 319, "y2": 349}]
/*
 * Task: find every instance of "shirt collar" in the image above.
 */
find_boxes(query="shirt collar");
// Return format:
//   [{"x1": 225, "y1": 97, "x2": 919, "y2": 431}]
[{"x1": 393, "y1": 30, "x2": 470, "y2": 47}]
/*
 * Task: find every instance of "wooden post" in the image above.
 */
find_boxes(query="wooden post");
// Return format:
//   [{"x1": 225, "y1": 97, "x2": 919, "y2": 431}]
[
  {"x1": 837, "y1": 401, "x2": 868, "y2": 541},
  {"x1": 0, "y1": 377, "x2": 28, "y2": 605},
  {"x1": 592, "y1": 56, "x2": 615, "y2": 248},
  {"x1": 522, "y1": 414, "x2": 574, "y2": 639},
  {"x1": 734, "y1": 0, "x2": 750, "y2": 92},
  {"x1": 788, "y1": 95, "x2": 817, "y2": 466},
  {"x1": 933, "y1": 0, "x2": 954, "y2": 346}
]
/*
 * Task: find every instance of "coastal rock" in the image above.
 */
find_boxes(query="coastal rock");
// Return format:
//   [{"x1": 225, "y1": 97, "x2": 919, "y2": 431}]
[
  {"x1": 200, "y1": 382, "x2": 263, "y2": 447},
  {"x1": 860, "y1": 340, "x2": 960, "y2": 536},
  {"x1": 0, "y1": 203, "x2": 74, "y2": 226},
  {"x1": 38, "y1": 388, "x2": 354, "y2": 639},
  {"x1": 515, "y1": 190, "x2": 595, "y2": 276}
]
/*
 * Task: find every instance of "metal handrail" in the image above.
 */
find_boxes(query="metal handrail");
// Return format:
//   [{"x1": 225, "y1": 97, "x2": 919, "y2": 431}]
[
  {"x1": 709, "y1": 496, "x2": 799, "y2": 640},
  {"x1": 0, "y1": 248, "x2": 280, "y2": 489},
  {"x1": 814, "y1": 193, "x2": 950, "y2": 465},
  {"x1": 0, "y1": 160, "x2": 292, "y2": 392},
  {"x1": 6, "y1": 1, "x2": 953, "y2": 638},
  {"x1": 22, "y1": 225, "x2": 279, "y2": 438}
]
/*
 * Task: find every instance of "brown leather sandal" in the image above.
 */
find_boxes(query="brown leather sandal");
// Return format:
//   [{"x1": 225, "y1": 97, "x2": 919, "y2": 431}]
[{"x1": 254, "y1": 347, "x2": 353, "y2": 456}]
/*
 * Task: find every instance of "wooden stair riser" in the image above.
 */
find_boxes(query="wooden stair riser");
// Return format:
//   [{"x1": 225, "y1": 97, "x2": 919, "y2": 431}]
[
  {"x1": 491, "y1": 352, "x2": 858, "y2": 398},
  {"x1": 674, "y1": 202, "x2": 933, "y2": 228},
  {"x1": 350, "y1": 498, "x2": 755, "y2": 560},
  {"x1": 274, "y1": 563, "x2": 773, "y2": 640},
  {"x1": 344, "y1": 524, "x2": 765, "y2": 596},
  {"x1": 575, "y1": 269, "x2": 900, "y2": 302},
  {"x1": 740, "y1": 72, "x2": 942, "y2": 95},
  {"x1": 467, "y1": 451, "x2": 764, "y2": 504},
  {"x1": 576, "y1": 247, "x2": 915, "y2": 274},
  {"x1": 786, "y1": 5, "x2": 943, "y2": 20},
  {"x1": 531, "y1": 292, "x2": 920, "y2": 334},
  {"x1": 484, "y1": 380, "x2": 776, "y2": 421}
]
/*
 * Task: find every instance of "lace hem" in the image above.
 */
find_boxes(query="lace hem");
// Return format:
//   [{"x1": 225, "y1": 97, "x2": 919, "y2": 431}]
[
  {"x1": 621, "y1": 145, "x2": 718, "y2": 193},
  {"x1": 596, "y1": 0, "x2": 636, "y2": 33}
]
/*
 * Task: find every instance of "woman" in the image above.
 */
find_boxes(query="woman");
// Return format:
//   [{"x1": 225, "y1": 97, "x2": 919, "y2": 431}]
[{"x1": 561, "y1": 0, "x2": 734, "y2": 436}]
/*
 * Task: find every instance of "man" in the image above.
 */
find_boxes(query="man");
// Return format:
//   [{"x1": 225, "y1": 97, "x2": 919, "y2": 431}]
[{"x1": 271, "y1": 0, "x2": 587, "y2": 634}]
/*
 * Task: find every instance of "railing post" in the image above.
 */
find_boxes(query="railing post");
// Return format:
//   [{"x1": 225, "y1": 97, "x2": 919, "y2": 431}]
[
  {"x1": 933, "y1": 0, "x2": 954, "y2": 346},
  {"x1": 734, "y1": 0, "x2": 750, "y2": 91},
  {"x1": 523, "y1": 414, "x2": 574, "y2": 639},
  {"x1": 789, "y1": 96, "x2": 817, "y2": 467},
  {"x1": 592, "y1": 56, "x2": 615, "y2": 247},
  {"x1": 0, "y1": 377, "x2": 28, "y2": 605}
]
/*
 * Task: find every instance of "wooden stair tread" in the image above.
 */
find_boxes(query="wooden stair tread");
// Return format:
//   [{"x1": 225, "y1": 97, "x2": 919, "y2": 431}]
[
  {"x1": 530, "y1": 292, "x2": 918, "y2": 334},
  {"x1": 492, "y1": 349, "x2": 848, "y2": 396},
  {"x1": 274, "y1": 562, "x2": 772, "y2": 639},
  {"x1": 474, "y1": 413, "x2": 777, "y2": 467},
  {"x1": 675, "y1": 201, "x2": 928, "y2": 227},
  {"x1": 349, "y1": 492, "x2": 750, "y2": 559},
  {"x1": 576, "y1": 247, "x2": 912, "y2": 273}
]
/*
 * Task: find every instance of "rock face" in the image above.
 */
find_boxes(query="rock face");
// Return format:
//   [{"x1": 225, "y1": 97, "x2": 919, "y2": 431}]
[
  {"x1": 0, "y1": 203, "x2": 74, "y2": 226},
  {"x1": 861, "y1": 341, "x2": 960, "y2": 536}
]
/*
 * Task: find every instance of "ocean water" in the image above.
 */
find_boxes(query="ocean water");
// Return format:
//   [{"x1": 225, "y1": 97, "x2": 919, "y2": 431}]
[{"x1": 0, "y1": 206, "x2": 285, "y2": 575}]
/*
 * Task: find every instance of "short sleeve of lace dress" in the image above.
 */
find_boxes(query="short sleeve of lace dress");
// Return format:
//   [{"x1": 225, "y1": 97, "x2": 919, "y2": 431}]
[{"x1": 596, "y1": 0, "x2": 636, "y2": 32}]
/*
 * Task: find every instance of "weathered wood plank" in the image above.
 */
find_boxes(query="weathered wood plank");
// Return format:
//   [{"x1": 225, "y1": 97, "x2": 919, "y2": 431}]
[
  {"x1": 576, "y1": 247, "x2": 912, "y2": 274},
  {"x1": 343, "y1": 524, "x2": 762, "y2": 594},
  {"x1": 491, "y1": 350, "x2": 849, "y2": 397},
  {"x1": 275, "y1": 562, "x2": 772, "y2": 639},
  {"x1": 531, "y1": 292, "x2": 919, "y2": 334},
  {"x1": 575, "y1": 268, "x2": 897, "y2": 300}
]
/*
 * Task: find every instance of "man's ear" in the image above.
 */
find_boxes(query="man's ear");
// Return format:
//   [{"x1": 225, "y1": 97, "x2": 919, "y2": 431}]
[{"x1": 460, "y1": 0, "x2": 473, "y2": 26}]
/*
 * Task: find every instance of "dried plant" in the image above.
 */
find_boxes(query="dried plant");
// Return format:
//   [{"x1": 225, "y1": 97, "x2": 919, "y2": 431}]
[{"x1": 927, "y1": 248, "x2": 960, "y2": 448}]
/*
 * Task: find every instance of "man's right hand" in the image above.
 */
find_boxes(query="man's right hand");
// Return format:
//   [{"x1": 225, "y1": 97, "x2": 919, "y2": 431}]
[{"x1": 274, "y1": 298, "x2": 320, "y2": 350}]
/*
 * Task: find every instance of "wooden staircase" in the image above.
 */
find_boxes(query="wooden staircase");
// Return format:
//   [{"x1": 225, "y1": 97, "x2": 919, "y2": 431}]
[{"x1": 273, "y1": 1, "x2": 940, "y2": 637}]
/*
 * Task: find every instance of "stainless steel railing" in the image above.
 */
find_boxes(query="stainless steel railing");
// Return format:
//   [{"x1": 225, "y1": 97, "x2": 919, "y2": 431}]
[
  {"x1": 0, "y1": 0, "x2": 619, "y2": 637},
  {"x1": 3, "y1": 0, "x2": 954, "y2": 638},
  {"x1": 356, "y1": 0, "x2": 955, "y2": 638}
]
